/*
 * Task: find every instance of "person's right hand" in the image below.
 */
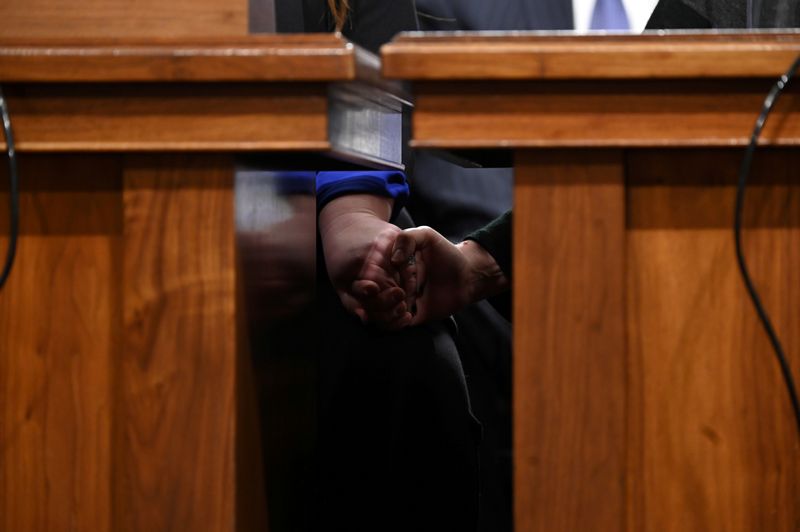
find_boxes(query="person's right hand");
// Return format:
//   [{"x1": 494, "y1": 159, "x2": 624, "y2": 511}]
[
  {"x1": 319, "y1": 194, "x2": 413, "y2": 330},
  {"x1": 388, "y1": 226, "x2": 510, "y2": 326}
]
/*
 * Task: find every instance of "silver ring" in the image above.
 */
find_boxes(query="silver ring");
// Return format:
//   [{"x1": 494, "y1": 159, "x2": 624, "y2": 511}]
[{"x1": 407, "y1": 254, "x2": 416, "y2": 266}]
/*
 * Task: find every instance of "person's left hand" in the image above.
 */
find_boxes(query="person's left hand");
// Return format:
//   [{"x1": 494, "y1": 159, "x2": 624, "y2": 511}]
[{"x1": 387, "y1": 225, "x2": 510, "y2": 327}]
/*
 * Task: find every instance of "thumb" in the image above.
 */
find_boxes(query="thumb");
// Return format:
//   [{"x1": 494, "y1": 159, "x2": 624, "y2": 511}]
[{"x1": 390, "y1": 226, "x2": 434, "y2": 268}]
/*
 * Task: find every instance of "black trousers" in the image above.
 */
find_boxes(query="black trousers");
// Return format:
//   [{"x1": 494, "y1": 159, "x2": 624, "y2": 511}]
[{"x1": 316, "y1": 218, "x2": 481, "y2": 532}]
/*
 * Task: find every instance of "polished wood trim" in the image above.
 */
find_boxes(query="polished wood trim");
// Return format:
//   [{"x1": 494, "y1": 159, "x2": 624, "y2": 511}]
[
  {"x1": 0, "y1": 37, "x2": 409, "y2": 164},
  {"x1": 409, "y1": 80, "x2": 800, "y2": 149},
  {"x1": 0, "y1": 35, "x2": 359, "y2": 82},
  {"x1": 392, "y1": 31, "x2": 800, "y2": 44},
  {"x1": 1, "y1": 84, "x2": 330, "y2": 153},
  {"x1": 514, "y1": 149, "x2": 627, "y2": 532},
  {"x1": 383, "y1": 32, "x2": 800, "y2": 80}
]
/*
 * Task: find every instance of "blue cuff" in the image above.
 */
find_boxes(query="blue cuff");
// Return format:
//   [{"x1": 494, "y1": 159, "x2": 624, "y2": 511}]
[{"x1": 316, "y1": 171, "x2": 409, "y2": 216}]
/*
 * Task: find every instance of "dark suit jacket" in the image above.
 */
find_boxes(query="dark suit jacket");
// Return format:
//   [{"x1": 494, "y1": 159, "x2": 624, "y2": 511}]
[
  {"x1": 416, "y1": 0, "x2": 572, "y2": 31},
  {"x1": 302, "y1": 0, "x2": 418, "y2": 53},
  {"x1": 409, "y1": 0, "x2": 573, "y2": 241},
  {"x1": 647, "y1": 0, "x2": 800, "y2": 28}
]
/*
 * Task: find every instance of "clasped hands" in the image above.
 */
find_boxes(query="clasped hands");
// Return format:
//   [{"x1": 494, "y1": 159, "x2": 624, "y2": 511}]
[{"x1": 320, "y1": 194, "x2": 508, "y2": 330}]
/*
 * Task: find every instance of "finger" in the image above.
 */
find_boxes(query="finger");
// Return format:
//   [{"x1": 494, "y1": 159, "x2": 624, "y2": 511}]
[
  {"x1": 380, "y1": 310, "x2": 413, "y2": 331},
  {"x1": 415, "y1": 249, "x2": 427, "y2": 298},
  {"x1": 338, "y1": 291, "x2": 367, "y2": 323},
  {"x1": 358, "y1": 286, "x2": 405, "y2": 314},
  {"x1": 390, "y1": 228, "x2": 425, "y2": 269},
  {"x1": 351, "y1": 279, "x2": 380, "y2": 298},
  {"x1": 409, "y1": 293, "x2": 431, "y2": 327},
  {"x1": 354, "y1": 307, "x2": 367, "y2": 324},
  {"x1": 365, "y1": 300, "x2": 408, "y2": 327},
  {"x1": 358, "y1": 262, "x2": 401, "y2": 292},
  {"x1": 399, "y1": 251, "x2": 419, "y2": 313},
  {"x1": 348, "y1": 283, "x2": 414, "y2": 329}
]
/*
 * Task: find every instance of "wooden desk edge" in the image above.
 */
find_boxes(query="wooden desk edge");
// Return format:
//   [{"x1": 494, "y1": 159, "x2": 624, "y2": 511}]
[
  {"x1": 0, "y1": 34, "x2": 368, "y2": 83},
  {"x1": 382, "y1": 32, "x2": 800, "y2": 80}
]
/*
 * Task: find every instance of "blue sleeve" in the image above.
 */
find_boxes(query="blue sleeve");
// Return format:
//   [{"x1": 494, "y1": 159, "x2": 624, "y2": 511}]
[{"x1": 316, "y1": 171, "x2": 410, "y2": 216}]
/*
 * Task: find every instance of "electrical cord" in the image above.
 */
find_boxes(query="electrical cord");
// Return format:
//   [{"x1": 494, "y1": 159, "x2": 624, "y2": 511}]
[
  {"x1": 0, "y1": 85, "x2": 19, "y2": 291},
  {"x1": 734, "y1": 54, "x2": 800, "y2": 438}
]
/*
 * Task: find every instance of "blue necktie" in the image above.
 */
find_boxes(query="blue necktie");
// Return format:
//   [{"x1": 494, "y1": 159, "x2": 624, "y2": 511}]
[{"x1": 590, "y1": 0, "x2": 630, "y2": 30}]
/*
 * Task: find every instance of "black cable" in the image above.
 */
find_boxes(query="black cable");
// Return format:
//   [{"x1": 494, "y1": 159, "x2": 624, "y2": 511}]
[
  {"x1": 734, "y1": 54, "x2": 800, "y2": 438},
  {"x1": 0, "y1": 85, "x2": 19, "y2": 291}
]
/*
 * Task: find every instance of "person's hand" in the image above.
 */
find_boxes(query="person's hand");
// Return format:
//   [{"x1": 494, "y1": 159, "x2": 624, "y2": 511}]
[
  {"x1": 319, "y1": 194, "x2": 414, "y2": 329},
  {"x1": 388, "y1": 226, "x2": 510, "y2": 326}
]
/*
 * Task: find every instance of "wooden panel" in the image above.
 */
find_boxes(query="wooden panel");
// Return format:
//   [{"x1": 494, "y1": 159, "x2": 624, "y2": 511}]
[
  {"x1": 235, "y1": 290, "x2": 269, "y2": 532},
  {"x1": 410, "y1": 80, "x2": 800, "y2": 149},
  {"x1": 626, "y1": 148, "x2": 800, "y2": 532},
  {"x1": 235, "y1": 176, "x2": 316, "y2": 531},
  {"x1": 0, "y1": 0, "x2": 247, "y2": 39},
  {"x1": 2, "y1": 84, "x2": 329, "y2": 152},
  {"x1": 115, "y1": 155, "x2": 236, "y2": 532},
  {"x1": 383, "y1": 32, "x2": 800, "y2": 80},
  {"x1": 0, "y1": 36, "x2": 358, "y2": 82},
  {"x1": 514, "y1": 150, "x2": 627, "y2": 532},
  {"x1": 0, "y1": 154, "x2": 122, "y2": 532}
]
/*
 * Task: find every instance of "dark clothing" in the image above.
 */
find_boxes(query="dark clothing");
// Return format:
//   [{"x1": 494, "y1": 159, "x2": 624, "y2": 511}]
[
  {"x1": 341, "y1": 0, "x2": 419, "y2": 54},
  {"x1": 410, "y1": 0, "x2": 573, "y2": 238},
  {"x1": 463, "y1": 211, "x2": 513, "y2": 323},
  {"x1": 406, "y1": 152, "x2": 514, "y2": 243},
  {"x1": 316, "y1": 265, "x2": 481, "y2": 532},
  {"x1": 465, "y1": 210, "x2": 512, "y2": 282},
  {"x1": 302, "y1": 0, "x2": 418, "y2": 54},
  {"x1": 407, "y1": 3, "x2": 574, "y2": 531},
  {"x1": 407, "y1": 5, "x2": 576, "y2": 531},
  {"x1": 309, "y1": 2, "x2": 482, "y2": 531},
  {"x1": 416, "y1": 0, "x2": 572, "y2": 31},
  {"x1": 646, "y1": 0, "x2": 712, "y2": 28},
  {"x1": 647, "y1": 0, "x2": 800, "y2": 29},
  {"x1": 301, "y1": 1, "x2": 333, "y2": 33},
  {"x1": 312, "y1": 2, "x2": 565, "y2": 531}
]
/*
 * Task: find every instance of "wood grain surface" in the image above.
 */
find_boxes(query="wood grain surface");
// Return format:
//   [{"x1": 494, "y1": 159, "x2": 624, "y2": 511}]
[
  {"x1": 514, "y1": 147, "x2": 800, "y2": 531},
  {"x1": 115, "y1": 155, "x2": 236, "y2": 532},
  {"x1": 0, "y1": 154, "x2": 241, "y2": 532},
  {"x1": 0, "y1": 37, "x2": 407, "y2": 159},
  {"x1": 383, "y1": 32, "x2": 800, "y2": 532},
  {"x1": 0, "y1": 35, "x2": 358, "y2": 82},
  {"x1": 0, "y1": 155, "x2": 122, "y2": 532},
  {"x1": 1, "y1": 83, "x2": 330, "y2": 153},
  {"x1": 626, "y1": 148, "x2": 800, "y2": 532},
  {"x1": 408, "y1": 79, "x2": 800, "y2": 149},
  {"x1": 514, "y1": 150, "x2": 627, "y2": 532},
  {"x1": 0, "y1": 0, "x2": 247, "y2": 39},
  {"x1": 383, "y1": 32, "x2": 800, "y2": 80},
  {"x1": 385, "y1": 33, "x2": 800, "y2": 150}
]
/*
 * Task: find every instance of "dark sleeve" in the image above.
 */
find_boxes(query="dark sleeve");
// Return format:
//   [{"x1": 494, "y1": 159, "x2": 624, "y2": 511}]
[
  {"x1": 341, "y1": 0, "x2": 419, "y2": 54},
  {"x1": 303, "y1": 0, "x2": 418, "y2": 53},
  {"x1": 645, "y1": 0, "x2": 712, "y2": 29},
  {"x1": 302, "y1": 0, "x2": 333, "y2": 32},
  {"x1": 464, "y1": 210, "x2": 512, "y2": 281},
  {"x1": 417, "y1": 0, "x2": 572, "y2": 31}
]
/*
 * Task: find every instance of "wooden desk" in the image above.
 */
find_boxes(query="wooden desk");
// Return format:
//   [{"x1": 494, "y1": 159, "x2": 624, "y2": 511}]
[
  {"x1": 383, "y1": 32, "x2": 800, "y2": 532},
  {"x1": 0, "y1": 35, "x2": 407, "y2": 532}
]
